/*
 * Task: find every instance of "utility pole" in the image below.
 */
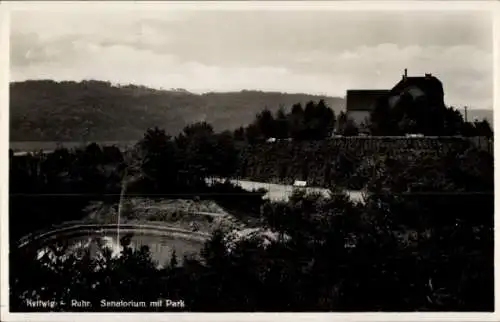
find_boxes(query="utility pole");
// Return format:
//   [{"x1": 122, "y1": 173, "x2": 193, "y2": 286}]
[{"x1": 464, "y1": 106, "x2": 468, "y2": 122}]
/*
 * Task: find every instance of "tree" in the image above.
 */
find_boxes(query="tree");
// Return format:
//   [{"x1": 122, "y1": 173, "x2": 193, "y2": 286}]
[
  {"x1": 369, "y1": 93, "x2": 482, "y2": 137},
  {"x1": 473, "y1": 119, "x2": 493, "y2": 138},
  {"x1": 233, "y1": 126, "x2": 245, "y2": 141},
  {"x1": 181, "y1": 122, "x2": 214, "y2": 138},
  {"x1": 336, "y1": 111, "x2": 348, "y2": 134},
  {"x1": 289, "y1": 103, "x2": 305, "y2": 139},
  {"x1": 342, "y1": 119, "x2": 359, "y2": 136},
  {"x1": 317, "y1": 99, "x2": 336, "y2": 138},
  {"x1": 443, "y1": 107, "x2": 466, "y2": 136},
  {"x1": 138, "y1": 127, "x2": 178, "y2": 192},
  {"x1": 9, "y1": 106, "x2": 494, "y2": 312},
  {"x1": 245, "y1": 123, "x2": 261, "y2": 144},
  {"x1": 275, "y1": 107, "x2": 289, "y2": 139},
  {"x1": 255, "y1": 108, "x2": 276, "y2": 139},
  {"x1": 176, "y1": 122, "x2": 217, "y2": 186},
  {"x1": 213, "y1": 131, "x2": 239, "y2": 178},
  {"x1": 169, "y1": 250, "x2": 178, "y2": 269}
]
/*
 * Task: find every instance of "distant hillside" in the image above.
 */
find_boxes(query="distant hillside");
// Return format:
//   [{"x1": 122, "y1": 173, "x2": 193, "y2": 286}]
[
  {"x1": 459, "y1": 109, "x2": 493, "y2": 127},
  {"x1": 10, "y1": 80, "x2": 345, "y2": 142}
]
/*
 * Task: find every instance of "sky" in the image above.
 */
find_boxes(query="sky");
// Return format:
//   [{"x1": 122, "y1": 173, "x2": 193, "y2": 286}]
[{"x1": 9, "y1": 6, "x2": 494, "y2": 109}]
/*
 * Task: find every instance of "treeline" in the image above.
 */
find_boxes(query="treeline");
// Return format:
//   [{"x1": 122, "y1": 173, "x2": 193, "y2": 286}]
[
  {"x1": 237, "y1": 137, "x2": 488, "y2": 190},
  {"x1": 10, "y1": 80, "x2": 343, "y2": 142},
  {"x1": 229, "y1": 99, "x2": 493, "y2": 143},
  {"x1": 232, "y1": 100, "x2": 340, "y2": 141},
  {"x1": 9, "y1": 122, "x2": 258, "y2": 242},
  {"x1": 11, "y1": 123, "x2": 492, "y2": 231},
  {"x1": 11, "y1": 143, "x2": 494, "y2": 311},
  {"x1": 10, "y1": 144, "x2": 125, "y2": 242},
  {"x1": 369, "y1": 94, "x2": 493, "y2": 137},
  {"x1": 9, "y1": 94, "x2": 495, "y2": 311},
  {"x1": 10, "y1": 79, "x2": 493, "y2": 142}
]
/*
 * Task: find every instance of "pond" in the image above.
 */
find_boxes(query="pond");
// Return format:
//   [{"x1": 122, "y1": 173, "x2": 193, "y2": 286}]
[{"x1": 35, "y1": 228, "x2": 204, "y2": 268}]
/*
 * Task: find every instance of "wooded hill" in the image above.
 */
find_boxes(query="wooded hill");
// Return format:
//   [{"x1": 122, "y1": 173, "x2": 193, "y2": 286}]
[{"x1": 10, "y1": 80, "x2": 344, "y2": 142}]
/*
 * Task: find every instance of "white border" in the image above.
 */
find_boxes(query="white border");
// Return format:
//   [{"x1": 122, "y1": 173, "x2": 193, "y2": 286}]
[
  {"x1": 1, "y1": 0, "x2": 496, "y2": 11},
  {"x1": 494, "y1": 1, "x2": 500, "y2": 321},
  {"x1": 0, "y1": 1, "x2": 498, "y2": 321},
  {"x1": 0, "y1": 0, "x2": 10, "y2": 320}
]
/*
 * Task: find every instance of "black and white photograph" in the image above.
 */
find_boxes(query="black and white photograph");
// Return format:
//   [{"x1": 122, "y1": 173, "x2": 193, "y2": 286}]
[{"x1": 1, "y1": 0, "x2": 497, "y2": 319}]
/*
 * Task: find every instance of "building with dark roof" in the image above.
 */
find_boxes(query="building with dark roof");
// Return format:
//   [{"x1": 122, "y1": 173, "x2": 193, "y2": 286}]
[
  {"x1": 346, "y1": 89, "x2": 389, "y2": 125},
  {"x1": 388, "y1": 72, "x2": 444, "y2": 109},
  {"x1": 346, "y1": 69, "x2": 445, "y2": 126}
]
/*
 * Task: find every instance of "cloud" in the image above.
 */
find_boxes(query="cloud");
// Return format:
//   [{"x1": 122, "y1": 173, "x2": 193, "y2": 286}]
[
  {"x1": 282, "y1": 43, "x2": 492, "y2": 107},
  {"x1": 9, "y1": 9, "x2": 493, "y2": 109}
]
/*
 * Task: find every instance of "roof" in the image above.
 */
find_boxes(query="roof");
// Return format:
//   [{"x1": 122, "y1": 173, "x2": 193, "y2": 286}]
[
  {"x1": 347, "y1": 89, "x2": 390, "y2": 95},
  {"x1": 345, "y1": 73, "x2": 444, "y2": 112},
  {"x1": 390, "y1": 76, "x2": 443, "y2": 96},
  {"x1": 346, "y1": 90, "x2": 390, "y2": 112}
]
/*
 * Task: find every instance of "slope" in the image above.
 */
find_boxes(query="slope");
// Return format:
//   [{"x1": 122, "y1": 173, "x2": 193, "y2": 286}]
[{"x1": 10, "y1": 80, "x2": 345, "y2": 142}]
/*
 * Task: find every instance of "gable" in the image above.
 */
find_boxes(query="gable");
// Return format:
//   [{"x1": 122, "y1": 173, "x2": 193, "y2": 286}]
[{"x1": 346, "y1": 90, "x2": 389, "y2": 112}]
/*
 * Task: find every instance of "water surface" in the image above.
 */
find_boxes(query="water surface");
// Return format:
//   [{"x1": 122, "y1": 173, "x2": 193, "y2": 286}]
[{"x1": 38, "y1": 230, "x2": 204, "y2": 268}]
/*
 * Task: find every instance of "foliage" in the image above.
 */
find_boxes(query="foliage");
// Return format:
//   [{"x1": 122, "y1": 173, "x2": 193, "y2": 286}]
[
  {"x1": 9, "y1": 145, "x2": 124, "y2": 242},
  {"x1": 11, "y1": 160, "x2": 493, "y2": 311},
  {"x1": 369, "y1": 93, "x2": 493, "y2": 137},
  {"x1": 237, "y1": 137, "x2": 482, "y2": 190},
  {"x1": 236, "y1": 100, "x2": 336, "y2": 142},
  {"x1": 10, "y1": 80, "x2": 344, "y2": 142},
  {"x1": 9, "y1": 112, "x2": 493, "y2": 311}
]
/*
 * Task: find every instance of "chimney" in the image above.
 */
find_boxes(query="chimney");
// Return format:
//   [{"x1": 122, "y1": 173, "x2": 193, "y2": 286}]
[
  {"x1": 425, "y1": 73, "x2": 432, "y2": 78},
  {"x1": 403, "y1": 68, "x2": 408, "y2": 80}
]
